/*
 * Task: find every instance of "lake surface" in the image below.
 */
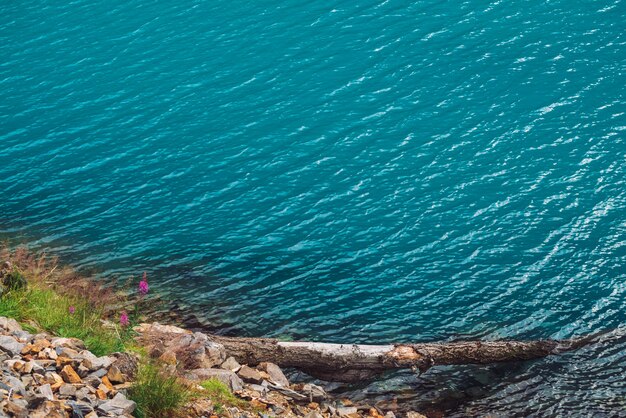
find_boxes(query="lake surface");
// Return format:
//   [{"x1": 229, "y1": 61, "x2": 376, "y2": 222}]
[{"x1": 1, "y1": 0, "x2": 625, "y2": 415}]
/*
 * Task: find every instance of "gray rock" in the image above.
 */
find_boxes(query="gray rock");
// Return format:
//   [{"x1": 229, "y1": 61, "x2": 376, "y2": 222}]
[
  {"x1": 92, "y1": 368, "x2": 108, "y2": 378},
  {"x1": 11, "y1": 331, "x2": 32, "y2": 341},
  {"x1": 50, "y1": 337, "x2": 85, "y2": 350},
  {"x1": 4, "y1": 375, "x2": 26, "y2": 395},
  {"x1": 302, "y1": 383, "x2": 328, "y2": 402},
  {"x1": 0, "y1": 335, "x2": 25, "y2": 356},
  {"x1": 0, "y1": 317, "x2": 22, "y2": 333},
  {"x1": 81, "y1": 351, "x2": 112, "y2": 371},
  {"x1": 337, "y1": 406, "x2": 358, "y2": 416},
  {"x1": 38, "y1": 383, "x2": 54, "y2": 400},
  {"x1": 59, "y1": 383, "x2": 77, "y2": 397},
  {"x1": 258, "y1": 362, "x2": 289, "y2": 387},
  {"x1": 84, "y1": 373, "x2": 102, "y2": 387},
  {"x1": 237, "y1": 365, "x2": 263, "y2": 384},
  {"x1": 98, "y1": 392, "x2": 136, "y2": 415},
  {"x1": 75, "y1": 387, "x2": 92, "y2": 401},
  {"x1": 185, "y1": 368, "x2": 244, "y2": 392},
  {"x1": 220, "y1": 356, "x2": 241, "y2": 372}
]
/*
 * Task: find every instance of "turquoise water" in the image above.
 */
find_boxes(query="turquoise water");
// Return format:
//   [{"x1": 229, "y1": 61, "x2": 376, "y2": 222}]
[{"x1": 1, "y1": 0, "x2": 626, "y2": 414}]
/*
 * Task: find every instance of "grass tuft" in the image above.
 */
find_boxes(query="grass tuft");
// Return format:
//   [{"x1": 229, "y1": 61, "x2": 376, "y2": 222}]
[
  {"x1": 199, "y1": 378, "x2": 247, "y2": 413},
  {"x1": 128, "y1": 361, "x2": 192, "y2": 418}
]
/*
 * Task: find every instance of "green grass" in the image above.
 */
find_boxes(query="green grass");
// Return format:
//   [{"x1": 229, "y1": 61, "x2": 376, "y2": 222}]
[
  {"x1": 0, "y1": 284, "x2": 126, "y2": 356},
  {"x1": 199, "y1": 378, "x2": 247, "y2": 413},
  {"x1": 128, "y1": 361, "x2": 192, "y2": 418}
]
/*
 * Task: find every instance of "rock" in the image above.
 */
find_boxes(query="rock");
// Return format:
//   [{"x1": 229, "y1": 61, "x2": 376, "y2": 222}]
[
  {"x1": 43, "y1": 372, "x2": 64, "y2": 390},
  {"x1": 258, "y1": 362, "x2": 289, "y2": 387},
  {"x1": 96, "y1": 388, "x2": 107, "y2": 400},
  {"x1": 220, "y1": 356, "x2": 241, "y2": 372},
  {"x1": 58, "y1": 383, "x2": 76, "y2": 397},
  {"x1": 30, "y1": 400, "x2": 72, "y2": 418},
  {"x1": 75, "y1": 387, "x2": 91, "y2": 401},
  {"x1": 0, "y1": 335, "x2": 25, "y2": 356},
  {"x1": 185, "y1": 368, "x2": 244, "y2": 392},
  {"x1": 38, "y1": 383, "x2": 54, "y2": 400},
  {"x1": 107, "y1": 365, "x2": 125, "y2": 383},
  {"x1": 77, "y1": 364, "x2": 90, "y2": 377},
  {"x1": 384, "y1": 412, "x2": 396, "y2": 418},
  {"x1": 4, "y1": 400, "x2": 28, "y2": 418},
  {"x1": 304, "y1": 412, "x2": 324, "y2": 418},
  {"x1": 80, "y1": 351, "x2": 112, "y2": 371},
  {"x1": 299, "y1": 383, "x2": 328, "y2": 402},
  {"x1": 406, "y1": 412, "x2": 427, "y2": 418},
  {"x1": 237, "y1": 365, "x2": 263, "y2": 384},
  {"x1": 136, "y1": 324, "x2": 225, "y2": 369},
  {"x1": 4, "y1": 375, "x2": 26, "y2": 395},
  {"x1": 101, "y1": 375, "x2": 114, "y2": 390},
  {"x1": 337, "y1": 406, "x2": 358, "y2": 416},
  {"x1": 0, "y1": 317, "x2": 22, "y2": 333},
  {"x1": 49, "y1": 337, "x2": 85, "y2": 350},
  {"x1": 59, "y1": 365, "x2": 81, "y2": 383},
  {"x1": 109, "y1": 352, "x2": 138, "y2": 380},
  {"x1": 5, "y1": 359, "x2": 25, "y2": 372},
  {"x1": 97, "y1": 392, "x2": 136, "y2": 415},
  {"x1": 159, "y1": 350, "x2": 177, "y2": 365}
]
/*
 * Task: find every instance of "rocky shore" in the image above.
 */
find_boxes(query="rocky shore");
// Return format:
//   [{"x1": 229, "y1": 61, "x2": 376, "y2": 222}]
[{"x1": 0, "y1": 315, "x2": 431, "y2": 418}]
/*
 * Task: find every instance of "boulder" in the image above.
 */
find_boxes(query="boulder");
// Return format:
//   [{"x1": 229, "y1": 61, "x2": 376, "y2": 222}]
[{"x1": 258, "y1": 362, "x2": 289, "y2": 387}]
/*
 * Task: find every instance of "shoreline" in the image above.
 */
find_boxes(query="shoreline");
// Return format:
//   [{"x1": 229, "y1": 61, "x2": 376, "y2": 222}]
[{"x1": 0, "y1": 245, "x2": 436, "y2": 418}]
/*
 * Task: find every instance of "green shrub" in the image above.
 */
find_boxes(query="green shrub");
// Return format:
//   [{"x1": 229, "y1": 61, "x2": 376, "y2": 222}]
[{"x1": 129, "y1": 362, "x2": 191, "y2": 418}]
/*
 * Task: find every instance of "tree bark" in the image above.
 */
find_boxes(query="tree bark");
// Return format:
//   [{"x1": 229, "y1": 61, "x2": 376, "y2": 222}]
[{"x1": 210, "y1": 334, "x2": 595, "y2": 382}]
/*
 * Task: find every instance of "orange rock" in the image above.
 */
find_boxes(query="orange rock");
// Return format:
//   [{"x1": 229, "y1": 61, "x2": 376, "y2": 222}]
[
  {"x1": 101, "y1": 375, "x2": 114, "y2": 391},
  {"x1": 308, "y1": 402, "x2": 320, "y2": 410},
  {"x1": 60, "y1": 365, "x2": 81, "y2": 384},
  {"x1": 31, "y1": 339, "x2": 51, "y2": 353},
  {"x1": 95, "y1": 389, "x2": 107, "y2": 400},
  {"x1": 56, "y1": 357, "x2": 73, "y2": 368}
]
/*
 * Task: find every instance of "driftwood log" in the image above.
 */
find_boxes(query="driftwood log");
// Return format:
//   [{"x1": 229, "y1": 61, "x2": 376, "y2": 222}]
[{"x1": 211, "y1": 334, "x2": 596, "y2": 382}]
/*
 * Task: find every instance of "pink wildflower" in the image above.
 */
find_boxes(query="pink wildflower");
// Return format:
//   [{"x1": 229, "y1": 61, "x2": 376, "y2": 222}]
[
  {"x1": 68, "y1": 306, "x2": 75, "y2": 314},
  {"x1": 120, "y1": 311, "x2": 130, "y2": 327},
  {"x1": 138, "y1": 271, "x2": 149, "y2": 295}
]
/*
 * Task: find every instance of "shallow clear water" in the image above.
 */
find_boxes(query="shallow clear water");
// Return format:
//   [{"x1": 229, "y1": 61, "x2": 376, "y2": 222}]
[{"x1": 1, "y1": 0, "x2": 625, "y2": 415}]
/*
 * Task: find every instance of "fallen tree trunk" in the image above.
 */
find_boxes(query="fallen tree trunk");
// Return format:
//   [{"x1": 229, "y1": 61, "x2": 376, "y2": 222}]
[{"x1": 210, "y1": 333, "x2": 596, "y2": 382}]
